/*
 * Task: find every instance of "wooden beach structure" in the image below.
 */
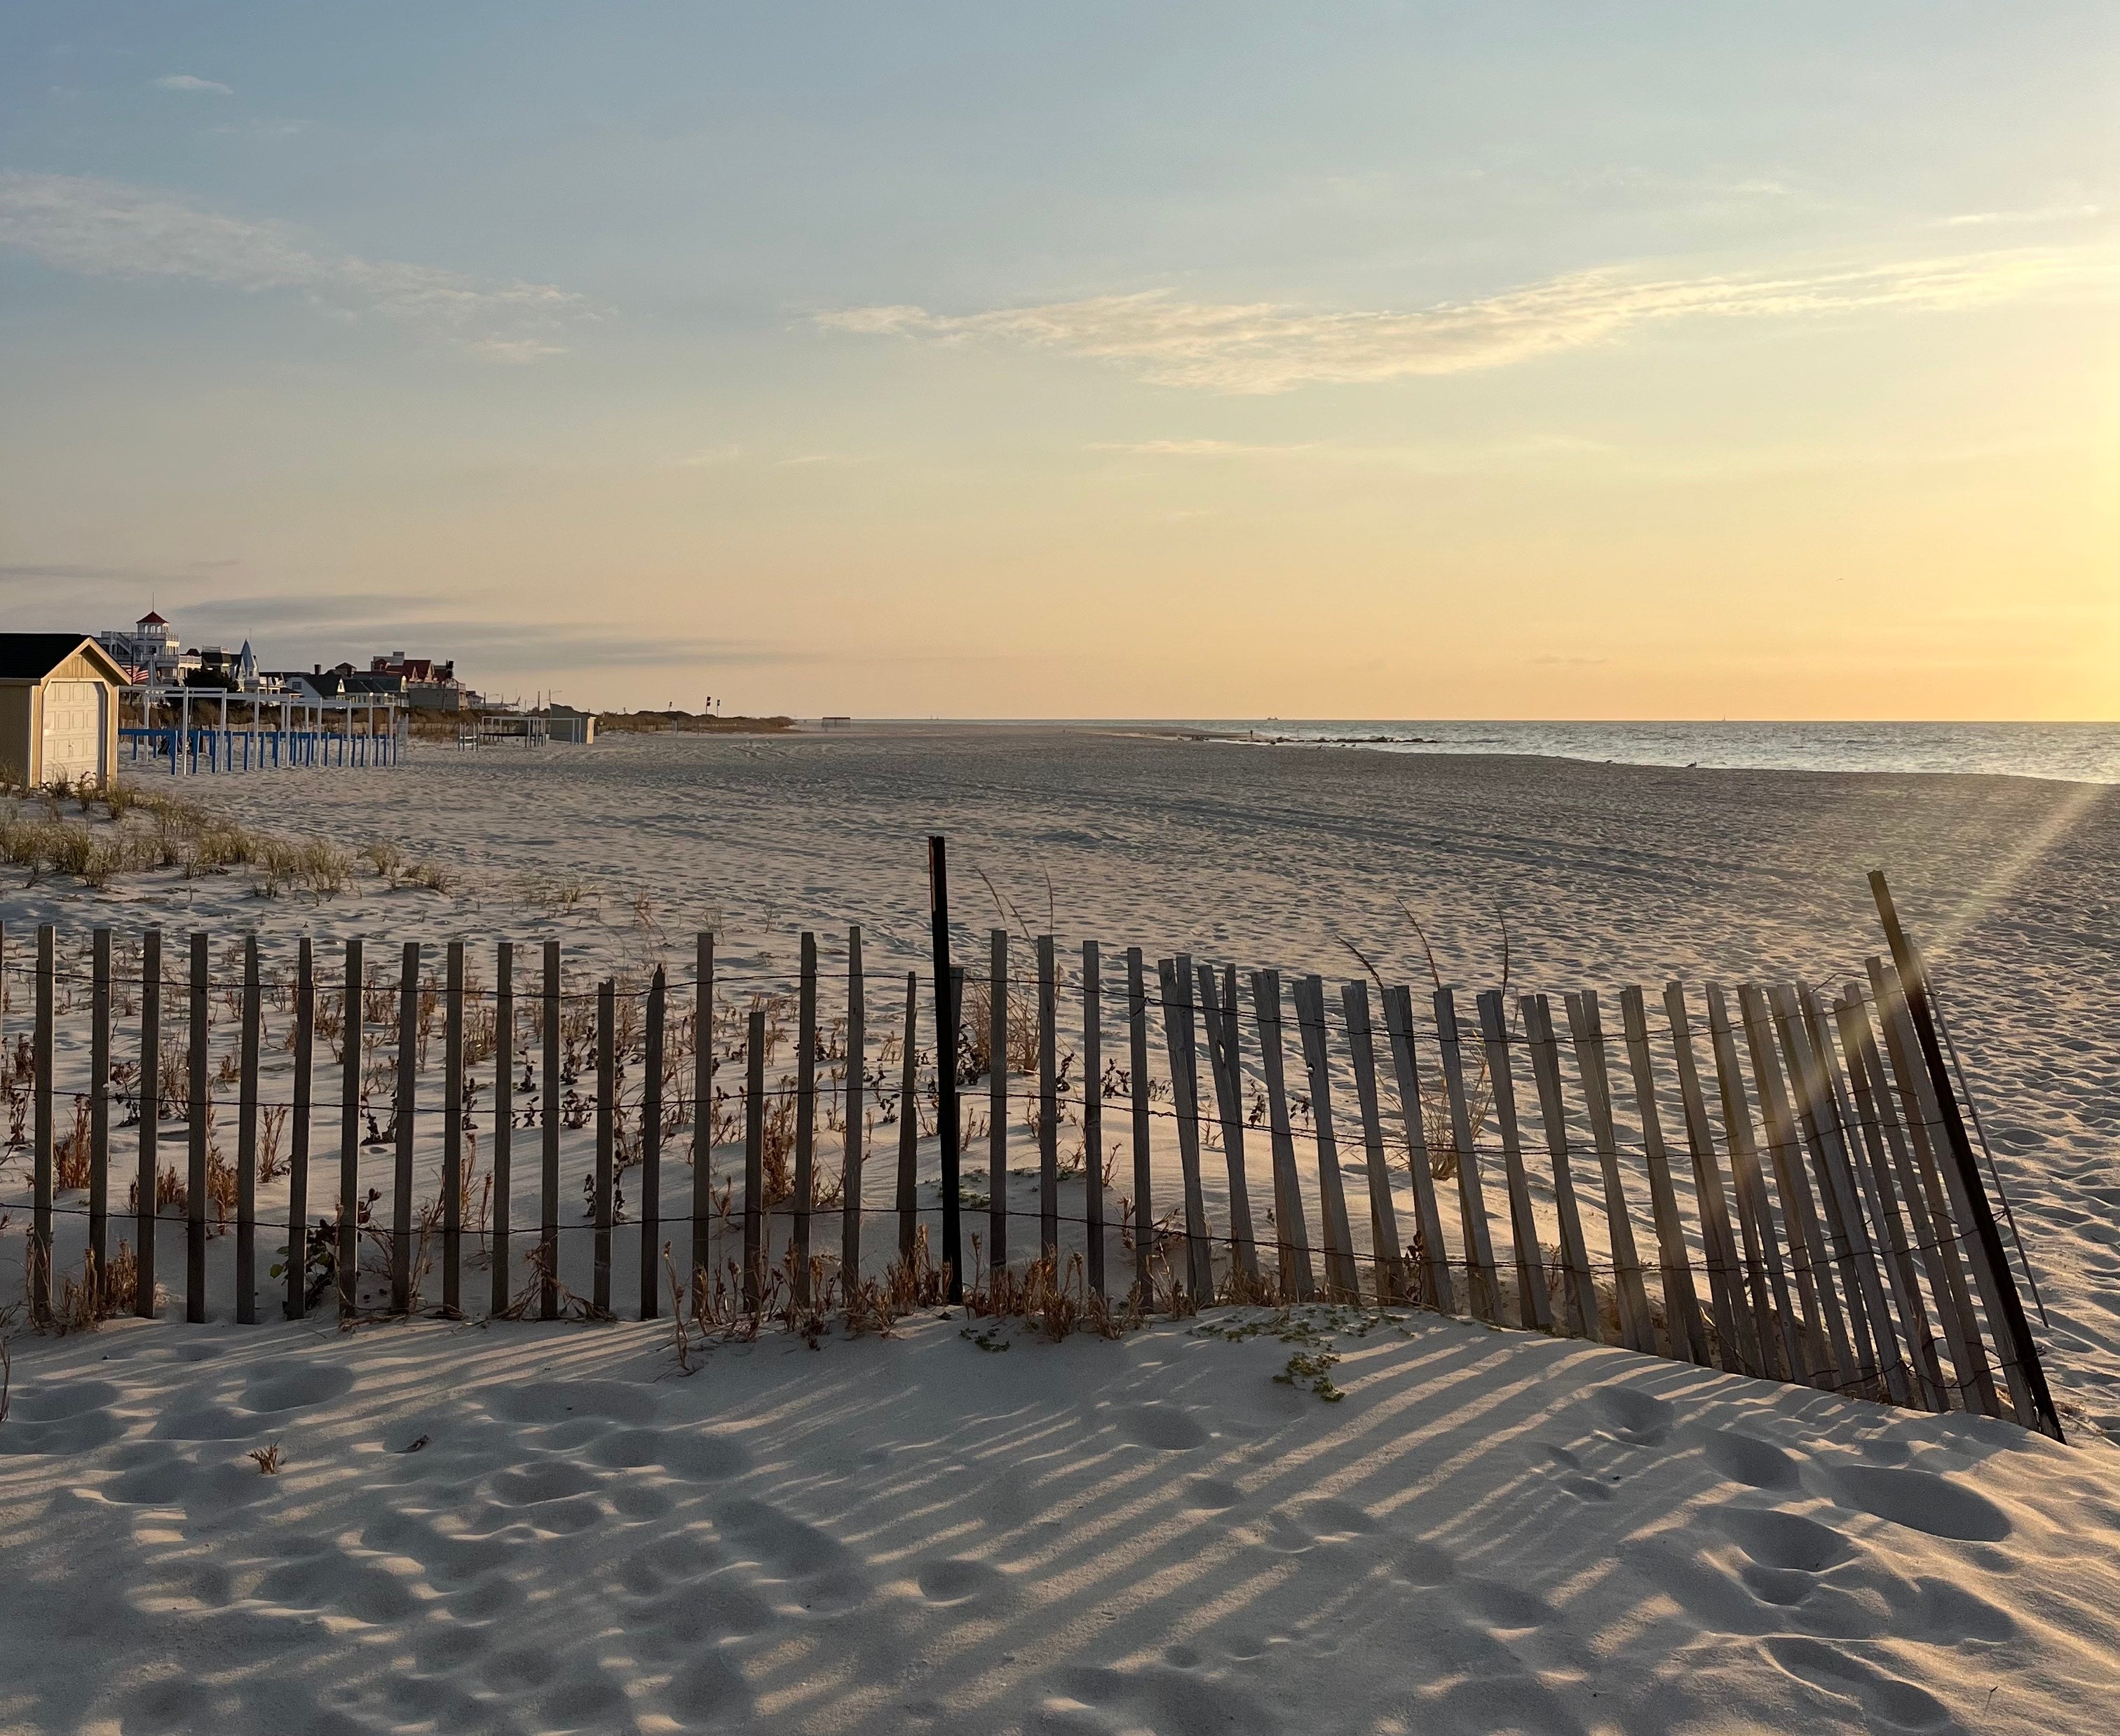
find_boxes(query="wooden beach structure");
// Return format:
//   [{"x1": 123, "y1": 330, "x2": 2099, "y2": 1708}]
[
  {"x1": 1, "y1": 863, "x2": 2064, "y2": 1442},
  {"x1": 116, "y1": 684, "x2": 405, "y2": 774}
]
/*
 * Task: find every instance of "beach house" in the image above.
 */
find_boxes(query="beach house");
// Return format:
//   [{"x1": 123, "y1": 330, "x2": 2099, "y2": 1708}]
[{"x1": 0, "y1": 633, "x2": 128, "y2": 787}]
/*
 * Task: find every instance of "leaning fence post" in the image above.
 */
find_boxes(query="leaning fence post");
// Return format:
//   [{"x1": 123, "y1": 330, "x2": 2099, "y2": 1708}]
[
  {"x1": 1474, "y1": 989, "x2": 1549, "y2": 1331},
  {"x1": 1200, "y1": 963, "x2": 1261, "y2": 1285},
  {"x1": 288, "y1": 937, "x2": 313, "y2": 1320},
  {"x1": 1870, "y1": 873, "x2": 2061, "y2": 1439},
  {"x1": 90, "y1": 928, "x2": 111, "y2": 1290},
  {"x1": 1432, "y1": 988, "x2": 1502, "y2": 1324},
  {"x1": 1161, "y1": 956, "x2": 1218, "y2": 1301},
  {"x1": 1660, "y1": 982, "x2": 1753, "y2": 1375},
  {"x1": 988, "y1": 928, "x2": 1008, "y2": 1279},
  {"x1": 744, "y1": 1003, "x2": 766, "y2": 1308},
  {"x1": 443, "y1": 940, "x2": 464, "y2": 1317},
  {"x1": 1563, "y1": 991, "x2": 1657, "y2": 1356},
  {"x1": 1343, "y1": 982, "x2": 1406, "y2": 1306},
  {"x1": 137, "y1": 928, "x2": 161, "y2": 1317},
  {"x1": 339, "y1": 938, "x2": 362, "y2": 1319},
  {"x1": 691, "y1": 931, "x2": 715, "y2": 1294},
  {"x1": 32, "y1": 925, "x2": 54, "y2": 1324},
  {"x1": 187, "y1": 931, "x2": 208, "y2": 1324},
  {"x1": 842, "y1": 927, "x2": 865, "y2": 1286},
  {"x1": 1291, "y1": 975, "x2": 1360, "y2": 1302},
  {"x1": 492, "y1": 942, "x2": 512, "y2": 1317},
  {"x1": 1082, "y1": 940, "x2": 1105, "y2": 1298},
  {"x1": 594, "y1": 978, "x2": 614, "y2": 1316},
  {"x1": 793, "y1": 935, "x2": 817, "y2": 1307},
  {"x1": 1617, "y1": 986, "x2": 1711, "y2": 1367},
  {"x1": 1127, "y1": 947, "x2": 1153, "y2": 1304},
  {"x1": 927, "y1": 836, "x2": 962, "y2": 1301},
  {"x1": 236, "y1": 933, "x2": 261, "y2": 1324},
  {"x1": 1520, "y1": 994, "x2": 1601, "y2": 1342},
  {"x1": 1038, "y1": 935, "x2": 1059, "y2": 1262},
  {"x1": 1380, "y1": 984, "x2": 1451, "y2": 1314},
  {"x1": 1253, "y1": 970, "x2": 1317, "y2": 1303},
  {"x1": 895, "y1": 974, "x2": 919, "y2": 1263},
  {"x1": 541, "y1": 940, "x2": 560, "y2": 1321},
  {"x1": 641, "y1": 965, "x2": 665, "y2": 1320},
  {"x1": 390, "y1": 942, "x2": 419, "y2": 1314},
  {"x1": 1706, "y1": 982, "x2": 1804, "y2": 1384}
]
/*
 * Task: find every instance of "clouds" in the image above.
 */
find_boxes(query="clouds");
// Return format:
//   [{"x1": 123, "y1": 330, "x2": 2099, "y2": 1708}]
[
  {"x1": 822, "y1": 248, "x2": 2109, "y2": 393},
  {"x1": 0, "y1": 172, "x2": 599, "y2": 357},
  {"x1": 153, "y1": 74, "x2": 233, "y2": 95}
]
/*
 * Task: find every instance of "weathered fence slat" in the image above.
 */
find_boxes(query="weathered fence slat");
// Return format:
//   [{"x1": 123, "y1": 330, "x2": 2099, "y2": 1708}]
[
  {"x1": 1872, "y1": 875, "x2": 2063, "y2": 1438},
  {"x1": 442, "y1": 940, "x2": 464, "y2": 1317},
  {"x1": 594, "y1": 979, "x2": 615, "y2": 1316},
  {"x1": 491, "y1": 942, "x2": 512, "y2": 1318},
  {"x1": 1563, "y1": 991, "x2": 1657, "y2": 1355},
  {"x1": 1254, "y1": 970, "x2": 1317, "y2": 1304},
  {"x1": 1082, "y1": 940, "x2": 1105, "y2": 1297},
  {"x1": 32, "y1": 925, "x2": 54, "y2": 1322},
  {"x1": 90, "y1": 928, "x2": 110, "y2": 1287},
  {"x1": 988, "y1": 929, "x2": 1007, "y2": 1275},
  {"x1": 1617, "y1": 986, "x2": 1711, "y2": 1367},
  {"x1": 1127, "y1": 948, "x2": 1153, "y2": 1302},
  {"x1": 236, "y1": 933, "x2": 261, "y2": 1324},
  {"x1": 137, "y1": 927, "x2": 161, "y2": 1317},
  {"x1": 1774, "y1": 982, "x2": 1906, "y2": 1404},
  {"x1": 1200, "y1": 964, "x2": 1261, "y2": 1284},
  {"x1": 1381, "y1": 984, "x2": 1453, "y2": 1315},
  {"x1": 391, "y1": 942, "x2": 419, "y2": 1315},
  {"x1": 287, "y1": 937, "x2": 313, "y2": 1321},
  {"x1": 339, "y1": 938, "x2": 362, "y2": 1319},
  {"x1": 1160, "y1": 956, "x2": 1218, "y2": 1301},
  {"x1": 744, "y1": 1003, "x2": 766, "y2": 1307},
  {"x1": 1660, "y1": 983, "x2": 1753, "y2": 1375},
  {"x1": 1039, "y1": 935, "x2": 1059, "y2": 1261},
  {"x1": 1706, "y1": 984, "x2": 1805, "y2": 1385},
  {"x1": 1474, "y1": 990, "x2": 1549, "y2": 1330},
  {"x1": 1293, "y1": 974, "x2": 1361, "y2": 1302},
  {"x1": 1737, "y1": 983, "x2": 1851, "y2": 1390},
  {"x1": 843, "y1": 928, "x2": 864, "y2": 1283},
  {"x1": 1343, "y1": 982, "x2": 1407, "y2": 1305},
  {"x1": 691, "y1": 932, "x2": 715, "y2": 1294},
  {"x1": 1834, "y1": 988, "x2": 1964, "y2": 1412},
  {"x1": 541, "y1": 940, "x2": 560, "y2": 1322},
  {"x1": 641, "y1": 965, "x2": 665, "y2": 1320},
  {"x1": 187, "y1": 931, "x2": 208, "y2": 1324},
  {"x1": 1521, "y1": 994, "x2": 1601, "y2": 1343},
  {"x1": 1803, "y1": 984, "x2": 1932, "y2": 1408},
  {"x1": 896, "y1": 974, "x2": 919, "y2": 1263},
  {"x1": 1432, "y1": 988, "x2": 1502, "y2": 1324},
  {"x1": 794, "y1": 934, "x2": 817, "y2": 1306},
  {"x1": 1866, "y1": 956, "x2": 2032, "y2": 1425}
]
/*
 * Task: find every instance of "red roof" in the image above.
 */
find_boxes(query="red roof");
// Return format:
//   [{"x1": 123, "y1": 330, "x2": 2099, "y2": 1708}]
[{"x1": 137, "y1": 610, "x2": 168, "y2": 625}]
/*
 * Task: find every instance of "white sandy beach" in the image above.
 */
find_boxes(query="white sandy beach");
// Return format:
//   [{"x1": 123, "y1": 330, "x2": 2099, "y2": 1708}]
[{"x1": 3, "y1": 726, "x2": 2118, "y2": 1733}]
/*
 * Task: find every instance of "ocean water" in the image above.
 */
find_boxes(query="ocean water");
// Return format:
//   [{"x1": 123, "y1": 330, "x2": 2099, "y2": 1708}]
[{"x1": 1153, "y1": 721, "x2": 2120, "y2": 785}]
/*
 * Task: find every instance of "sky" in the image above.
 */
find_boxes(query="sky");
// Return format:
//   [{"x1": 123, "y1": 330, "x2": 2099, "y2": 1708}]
[{"x1": 1, "y1": 2, "x2": 2114, "y2": 719}]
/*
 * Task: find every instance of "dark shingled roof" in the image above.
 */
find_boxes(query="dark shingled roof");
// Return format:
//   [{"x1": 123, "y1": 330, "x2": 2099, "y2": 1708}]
[{"x1": 0, "y1": 634, "x2": 109, "y2": 681}]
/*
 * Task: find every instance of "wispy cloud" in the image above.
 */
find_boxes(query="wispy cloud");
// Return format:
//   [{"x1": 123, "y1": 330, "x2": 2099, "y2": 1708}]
[
  {"x1": 821, "y1": 247, "x2": 2109, "y2": 393},
  {"x1": 0, "y1": 172, "x2": 601, "y2": 357},
  {"x1": 1938, "y1": 204, "x2": 2103, "y2": 228},
  {"x1": 1089, "y1": 438, "x2": 1318, "y2": 456},
  {"x1": 153, "y1": 74, "x2": 232, "y2": 95}
]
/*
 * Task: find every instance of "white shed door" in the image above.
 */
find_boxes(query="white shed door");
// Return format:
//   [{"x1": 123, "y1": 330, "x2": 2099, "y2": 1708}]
[{"x1": 41, "y1": 681, "x2": 106, "y2": 784}]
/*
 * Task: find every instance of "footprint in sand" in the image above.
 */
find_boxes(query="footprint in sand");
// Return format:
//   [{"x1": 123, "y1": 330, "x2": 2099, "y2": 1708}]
[
  {"x1": 1821, "y1": 1465, "x2": 2012, "y2": 1543},
  {"x1": 1763, "y1": 1635, "x2": 1953, "y2": 1730},
  {"x1": 916, "y1": 1556, "x2": 1007, "y2": 1604},
  {"x1": 1698, "y1": 1429, "x2": 1802, "y2": 1491},
  {"x1": 1589, "y1": 1388, "x2": 1675, "y2": 1446},
  {"x1": 240, "y1": 1364, "x2": 355, "y2": 1413},
  {"x1": 1115, "y1": 1405, "x2": 1210, "y2": 1451}
]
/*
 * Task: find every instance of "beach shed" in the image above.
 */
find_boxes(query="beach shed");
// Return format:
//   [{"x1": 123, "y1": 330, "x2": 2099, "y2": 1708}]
[
  {"x1": 0, "y1": 634, "x2": 127, "y2": 788},
  {"x1": 543, "y1": 704, "x2": 597, "y2": 745}
]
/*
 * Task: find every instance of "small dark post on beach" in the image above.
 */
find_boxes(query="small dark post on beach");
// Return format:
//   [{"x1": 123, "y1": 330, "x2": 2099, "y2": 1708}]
[
  {"x1": 491, "y1": 941, "x2": 512, "y2": 1317},
  {"x1": 1870, "y1": 870, "x2": 2064, "y2": 1441},
  {"x1": 89, "y1": 928, "x2": 111, "y2": 1289},
  {"x1": 186, "y1": 931, "x2": 208, "y2": 1324},
  {"x1": 236, "y1": 932, "x2": 260, "y2": 1323},
  {"x1": 137, "y1": 927, "x2": 161, "y2": 1317},
  {"x1": 289, "y1": 937, "x2": 313, "y2": 1320},
  {"x1": 32, "y1": 925, "x2": 54, "y2": 1324},
  {"x1": 928, "y1": 834, "x2": 963, "y2": 1301},
  {"x1": 641, "y1": 964, "x2": 665, "y2": 1320},
  {"x1": 338, "y1": 937, "x2": 362, "y2": 1319},
  {"x1": 594, "y1": 977, "x2": 614, "y2": 1316},
  {"x1": 442, "y1": 940, "x2": 464, "y2": 1317},
  {"x1": 541, "y1": 940, "x2": 561, "y2": 1320}
]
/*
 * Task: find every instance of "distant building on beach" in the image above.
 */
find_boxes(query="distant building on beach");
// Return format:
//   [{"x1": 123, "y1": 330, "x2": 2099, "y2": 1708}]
[
  {"x1": 95, "y1": 611, "x2": 188, "y2": 685},
  {"x1": 536, "y1": 703, "x2": 597, "y2": 745},
  {"x1": 0, "y1": 633, "x2": 127, "y2": 787},
  {"x1": 368, "y1": 653, "x2": 471, "y2": 711}
]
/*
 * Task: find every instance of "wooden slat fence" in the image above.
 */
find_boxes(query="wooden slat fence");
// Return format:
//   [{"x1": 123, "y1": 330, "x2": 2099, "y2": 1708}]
[{"x1": 0, "y1": 872, "x2": 2063, "y2": 1439}]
